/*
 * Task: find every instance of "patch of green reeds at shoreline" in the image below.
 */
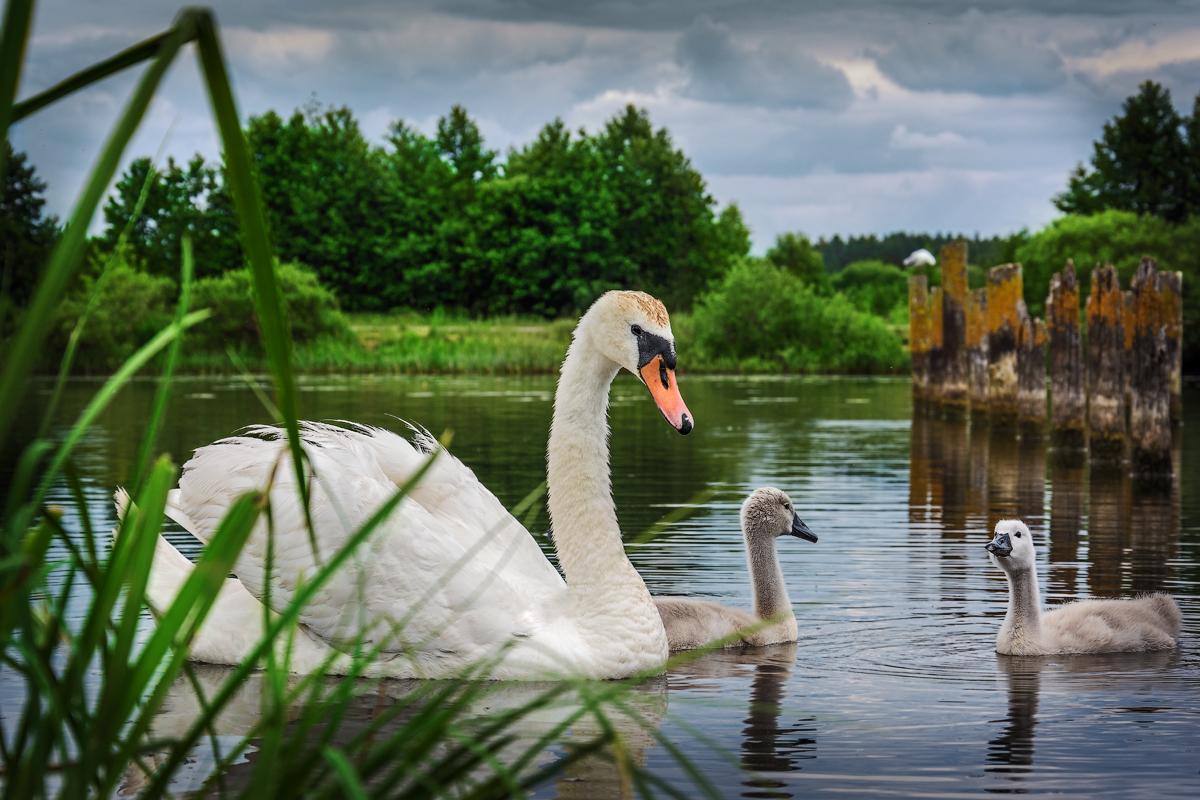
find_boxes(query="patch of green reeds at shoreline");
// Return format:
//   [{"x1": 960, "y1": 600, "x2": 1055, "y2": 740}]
[
  {"x1": 66, "y1": 311, "x2": 909, "y2": 377},
  {"x1": 0, "y1": 3, "x2": 721, "y2": 797}
]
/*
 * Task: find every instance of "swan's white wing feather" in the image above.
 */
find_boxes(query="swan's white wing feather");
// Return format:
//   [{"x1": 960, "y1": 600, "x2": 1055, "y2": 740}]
[{"x1": 173, "y1": 424, "x2": 566, "y2": 661}]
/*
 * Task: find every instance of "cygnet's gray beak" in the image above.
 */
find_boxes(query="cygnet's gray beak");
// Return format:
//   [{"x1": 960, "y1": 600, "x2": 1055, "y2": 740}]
[
  {"x1": 790, "y1": 514, "x2": 818, "y2": 543},
  {"x1": 986, "y1": 533, "x2": 1012, "y2": 557}
]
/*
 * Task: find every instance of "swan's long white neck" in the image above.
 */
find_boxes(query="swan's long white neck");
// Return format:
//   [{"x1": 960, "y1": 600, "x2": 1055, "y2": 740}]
[
  {"x1": 1003, "y1": 564, "x2": 1042, "y2": 641},
  {"x1": 546, "y1": 325, "x2": 667, "y2": 664},
  {"x1": 747, "y1": 536, "x2": 792, "y2": 622}
]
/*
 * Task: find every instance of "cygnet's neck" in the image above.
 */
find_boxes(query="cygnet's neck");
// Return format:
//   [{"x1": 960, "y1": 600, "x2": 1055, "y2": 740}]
[
  {"x1": 1002, "y1": 563, "x2": 1042, "y2": 640},
  {"x1": 746, "y1": 534, "x2": 793, "y2": 622},
  {"x1": 546, "y1": 331, "x2": 644, "y2": 592}
]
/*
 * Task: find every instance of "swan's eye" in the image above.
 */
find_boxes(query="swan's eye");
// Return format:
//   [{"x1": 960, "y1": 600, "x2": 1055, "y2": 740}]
[
  {"x1": 630, "y1": 324, "x2": 644, "y2": 337},
  {"x1": 1014, "y1": 532, "x2": 1022, "y2": 538}
]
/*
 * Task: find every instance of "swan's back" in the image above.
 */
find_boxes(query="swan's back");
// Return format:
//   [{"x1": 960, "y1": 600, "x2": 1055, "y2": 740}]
[
  {"x1": 655, "y1": 598, "x2": 757, "y2": 651},
  {"x1": 1041, "y1": 593, "x2": 1181, "y2": 654},
  {"x1": 171, "y1": 423, "x2": 566, "y2": 666}
]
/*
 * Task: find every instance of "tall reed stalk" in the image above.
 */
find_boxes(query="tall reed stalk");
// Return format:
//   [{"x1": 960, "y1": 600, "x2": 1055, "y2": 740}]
[{"x1": 0, "y1": 3, "x2": 714, "y2": 796}]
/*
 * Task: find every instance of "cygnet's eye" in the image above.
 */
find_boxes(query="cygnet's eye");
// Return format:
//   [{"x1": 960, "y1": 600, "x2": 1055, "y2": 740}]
[
  {"x1": 630, "y1": 324, "x2": 644, "y2": 337},
  {"x1": 1014, "y1": 531, "x2": 1023, "y2": 538},
  {"x1": 783, "y1": 502, "x2": 791, "y2": 510}
]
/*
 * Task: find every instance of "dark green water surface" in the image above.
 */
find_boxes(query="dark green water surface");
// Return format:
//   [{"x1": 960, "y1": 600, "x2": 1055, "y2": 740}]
[{"x1": 9, "y1": 375, "x2": 1200, "y2": 797}]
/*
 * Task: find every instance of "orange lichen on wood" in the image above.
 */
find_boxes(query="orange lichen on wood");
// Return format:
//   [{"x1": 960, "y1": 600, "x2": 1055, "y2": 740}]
[
  {"x1": 938, "y1": 241, "x2": 968, "y2": 412},
  {"x1": 929, "y1": 287, "x2": 944, "y2": 350},
  {"x1": 941, "y1": 241, "x2": 968, "y2": 304},
  {"x1": 928, "y1": 287, "x2": 945, "y2": 405},
  {"x1": 1046, "y1": 261, "x2": 1084, "y2": 443},
  {"x1": 1086, "y1": 265, "x2": 1125, "y2": 454},
  {"x1": 986, "y1": 264, "x2": 1023, "y2": 338},
  {"x1": 966, "y1": 288, "x2": 986, "y2": 348},
  {"x1": 966, "y1": 288, "x2": 988, "y2": 412},
  {"x1": 1160, "y1": 270, "x2": 1183, "y2": 423},
  {"x1": 909, "y1": 275, "x2": 930, "y2": 400},
  {"x1": 1017, "y1": 312, "x2": 1047, "y2": 429},
  {"x1": 986, "y1": 264, "x2": 1023, "y2": 422},
  {"x1": 1129, "y1": 258, "x2": 1172, "y2": 473}
]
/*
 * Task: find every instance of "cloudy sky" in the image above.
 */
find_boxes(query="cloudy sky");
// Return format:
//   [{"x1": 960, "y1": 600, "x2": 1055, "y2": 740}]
[{"x1": 12, "y1": 0, "x2": 1200, "y2": 249}]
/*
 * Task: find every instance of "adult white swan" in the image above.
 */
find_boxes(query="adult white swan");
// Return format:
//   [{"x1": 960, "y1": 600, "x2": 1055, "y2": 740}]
[{"x1": 138, "y1": 291, "x2": 693, "y2": 680}]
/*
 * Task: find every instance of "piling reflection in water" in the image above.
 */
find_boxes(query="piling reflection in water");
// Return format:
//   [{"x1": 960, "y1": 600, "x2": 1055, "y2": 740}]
[
  {"x1": 908, "y1": 413, "x2": 1181, "y2": 601},
  {"x1": 1047, "y1": 457, "x2": 1084, "y2": 597}
]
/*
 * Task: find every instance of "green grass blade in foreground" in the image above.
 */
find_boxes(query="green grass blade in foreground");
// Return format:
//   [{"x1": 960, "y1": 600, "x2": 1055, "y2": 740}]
[
  {"x1": 0, "y1": 0, "x2": 35, "y2": 175},
  {"x1": 62, "y1": 458, "x2": 175, "y2": 796},
  {"x1": 110, "y1": 491, "x2": 262, "y2": 793},
  {"x1": 323, "y1": 746, "x2": 368, "y2": 800},
  {"x1": 192, "y1": 13, "x2": 313, "y2": 531},
  {"x1": 130, "y1": 235, "x2": 195, "y2": 491},
  {"x1": 11, "y1": 29, "x2": 173, "y2": 122},
  {"x1": 143, "y1": 446, "x2": 443, "y2": 797},
  {"x1": 0, "y1": 13, "x2": 195, "y2": 453}
]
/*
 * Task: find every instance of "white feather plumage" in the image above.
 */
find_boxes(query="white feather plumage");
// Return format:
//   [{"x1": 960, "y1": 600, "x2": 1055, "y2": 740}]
[{"x1": 132, "y1": 291, "x2": 685, "y2": 680}]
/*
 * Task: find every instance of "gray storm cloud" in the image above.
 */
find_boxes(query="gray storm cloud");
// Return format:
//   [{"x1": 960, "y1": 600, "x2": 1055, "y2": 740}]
[{"x1": 12, "y1": 0, "x2": 1200, "y2": 247}]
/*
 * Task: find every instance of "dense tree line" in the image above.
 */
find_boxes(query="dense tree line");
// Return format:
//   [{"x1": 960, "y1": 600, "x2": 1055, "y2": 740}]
[
  {"x1": 98, "y1": 103, "x2": 749, "y2": 315},
  {"x1": 813, "y1": 230, "x2": 1024, "y2": 272},
  {"x1": 1, "y1": 141, "x2": 58, "y2": 320}
]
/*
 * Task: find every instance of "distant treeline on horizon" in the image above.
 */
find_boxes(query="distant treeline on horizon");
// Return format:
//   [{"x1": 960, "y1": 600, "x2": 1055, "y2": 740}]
[{"x1": 6, "y1": 101, "x2": 1026, "y2": 318}]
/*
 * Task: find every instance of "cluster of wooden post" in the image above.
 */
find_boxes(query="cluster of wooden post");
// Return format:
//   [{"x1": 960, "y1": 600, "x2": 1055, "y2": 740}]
[{"x1": 909, "y1": 244, "x2": 1183, "y2": 474}]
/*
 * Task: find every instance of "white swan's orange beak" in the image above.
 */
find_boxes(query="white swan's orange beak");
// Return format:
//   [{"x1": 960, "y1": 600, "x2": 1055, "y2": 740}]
[{"x1": 638, "y1": 355, "x2": 693, "y2": 435}]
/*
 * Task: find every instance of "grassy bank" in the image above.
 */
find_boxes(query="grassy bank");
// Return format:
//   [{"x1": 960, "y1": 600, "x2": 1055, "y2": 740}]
[
  {"x1": 171, "y1": 310, "x2": 909, "y2": 375},
  {"x1": 176, "y1": 312, "x2": 574, "y2": 374}
]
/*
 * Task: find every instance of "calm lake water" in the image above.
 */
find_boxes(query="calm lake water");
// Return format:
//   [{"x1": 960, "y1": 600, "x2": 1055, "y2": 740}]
[{"x1": 8, "y1": 374, "x2": 1200, "y2": 797}]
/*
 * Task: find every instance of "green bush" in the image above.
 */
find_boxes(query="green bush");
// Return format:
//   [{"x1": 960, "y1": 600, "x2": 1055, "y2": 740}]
[
  {"x1": 1015, "y1": 211, "x2": 1200, "y2": 368},
  {"x1": 690, "y1": 258, "x2": 908, "y2": 373},
  {"x1": 49, "y1": 261, "x2": 176, "y2": 372},
  {"x1": 766, "y1": 232, "x2": 830, "y2": 292},
  {"x1": 190, "y1": 262, "x2": 352, "y2": 351},
  {"x1": 832, "y1": 260, "x2": 908, "y2": 316}
]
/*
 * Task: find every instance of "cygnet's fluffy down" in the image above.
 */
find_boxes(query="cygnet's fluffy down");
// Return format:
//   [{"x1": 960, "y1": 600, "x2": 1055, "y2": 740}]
[
  {"x1": 986, "y1": 520, "x2": 1181, "y2": 656},
  {"x1": 654, "y1": 488, "x2": 817, "y2": 650}
]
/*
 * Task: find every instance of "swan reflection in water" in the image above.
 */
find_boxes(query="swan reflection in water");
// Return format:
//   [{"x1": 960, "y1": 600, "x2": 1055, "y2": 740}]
[
  {"x1": 669, "y1": 642, "x2": 814, "y2": 800},
  {"x1": 986, "y1": 649, "x2": 1180, "y2": 793},
  {"x1": 122, "y1": 642, "x2": 814, "y2": 799}
]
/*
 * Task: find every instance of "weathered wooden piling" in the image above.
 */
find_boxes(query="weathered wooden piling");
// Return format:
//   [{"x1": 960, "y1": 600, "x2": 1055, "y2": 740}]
[
  {"x1": 985, "y1": 264, "x2": 1022, "y2": 425},
  {"x1": 1085, "y1": 265, "x2": 1125, "y2": 457},
  {"x1": 1128, "y1": 258, "x2": 1172, "y2": 474},
  {"x1": 966, "y1": 288, "x2": 989, "y2": 415},
  {"x1": 1017, "y1": 311, "x2": 1047, "y2": 433},
  {"x1": 908, "y1": 276, "x2": 930, "y2": 406},
  {"x1": 1046, "y1": 261, "x2": 1084, "y2": 448},
  {"x1": 1159, "y1": 270, "x2": 1183, "y2": 424},
  {"x1": 939, "y1": 241, "x2": 969, "y2": 416},
  {"x1": 1123, "y1": 290, "x2": 1135, "y2": 412},
  {"x1": 928, "y1": 287, "x2": 945, "y2": 406}
]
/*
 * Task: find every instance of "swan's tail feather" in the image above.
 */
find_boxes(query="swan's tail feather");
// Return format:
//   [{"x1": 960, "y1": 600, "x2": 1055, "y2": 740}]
[
  {"x1": 114, "y1": 486, "x2": 269, "y2": 666},
  {"x1": 113, "y1": 486, "x2": 186, "y2": 615},
  {"x1": 1147, "y1": 592, "x2": 1182, "y2": 637},
  {"x1": 114, "y1": 487, "x2": 132, "y2": 521}
]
